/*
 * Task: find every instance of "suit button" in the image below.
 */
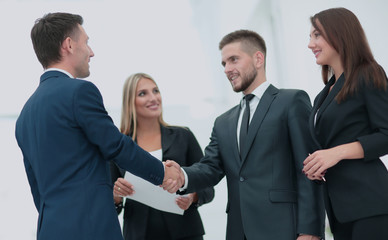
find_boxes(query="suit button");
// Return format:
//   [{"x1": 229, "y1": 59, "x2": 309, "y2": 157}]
[{"x1": 240, "y1": 177, "x2": 245, "y2": 182}]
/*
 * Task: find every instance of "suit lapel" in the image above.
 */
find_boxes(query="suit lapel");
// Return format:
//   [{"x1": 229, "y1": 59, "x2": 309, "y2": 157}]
[
  {"x1": 309, "y1": 78, "x2": 333, "y2": 149},
  {"x1": 228, "y1": 106, "x2": 242, "y2": 164},
  {"x1": 241, "y1": 85, "x2": 277, "y2": 163},
  {"x1": 308, "y1": 107, "x2": 323, "y2": 149},
  {"x1": 161, "y1": 125, "x2": 175, "y2": 161},
  {"x1": 315, "y1": 75, "x2": 344, "y2": 124},
  {"x1": 309, "y1": 74, "x2": 344, "y2": 149}
]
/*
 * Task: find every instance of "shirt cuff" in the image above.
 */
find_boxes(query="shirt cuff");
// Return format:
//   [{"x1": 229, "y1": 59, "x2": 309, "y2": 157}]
[{"x1": 179, "y1": 167, "x2": 188, "y2": 191}]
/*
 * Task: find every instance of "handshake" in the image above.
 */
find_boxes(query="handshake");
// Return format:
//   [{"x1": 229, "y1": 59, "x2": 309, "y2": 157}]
[{"x1": 161, "y1": 160, "x2": 185, "y2": 193}]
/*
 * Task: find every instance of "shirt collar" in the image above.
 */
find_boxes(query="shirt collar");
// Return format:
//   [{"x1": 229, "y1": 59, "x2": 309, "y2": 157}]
[
  {"x1": 45, "y1": 68, "x2": 74, "y2": 79},
  {"x1": 240, "y1": 81, "x2": 270, "y2": 106},
  {"x1": 250, "y1": 81, "x2": 270, "y2": 99}
]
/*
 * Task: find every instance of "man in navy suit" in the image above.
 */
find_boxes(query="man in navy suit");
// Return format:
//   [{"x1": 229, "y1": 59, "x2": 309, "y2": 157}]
[{"x1": 15, "y1": 12, "x2": 181, "y2": 240}]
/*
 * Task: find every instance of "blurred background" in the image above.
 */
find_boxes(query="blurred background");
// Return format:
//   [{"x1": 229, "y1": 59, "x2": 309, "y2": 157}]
[{"x1": 1, "y1": 0, "x2": 387, "y2": 239}]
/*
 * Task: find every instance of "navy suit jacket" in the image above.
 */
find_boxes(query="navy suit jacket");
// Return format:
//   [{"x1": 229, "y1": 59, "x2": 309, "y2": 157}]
[
  {"x1": 111, "y1": 125, "x2": 214, "y2": 240},
  {"x1": 15, "y1": 71, "x2": 164, "y2": 240},
  {"x1": 183, "y1": 85, "x2": 325, "y2": 239},
  {"x1": 310, "y1": 74, "x2": 388, "y2": 230}
]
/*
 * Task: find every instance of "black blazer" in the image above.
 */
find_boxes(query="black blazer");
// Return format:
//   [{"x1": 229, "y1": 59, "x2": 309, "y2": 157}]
[
  {"x1": 310, "y1": 74, "x2": 388, "y2": 226},
  {"x1": 110, "y1": 125, "x2": 214, "y2": 240},
  {"x1": 183, "y1": 85, "x2": 325, "y2": 240}
]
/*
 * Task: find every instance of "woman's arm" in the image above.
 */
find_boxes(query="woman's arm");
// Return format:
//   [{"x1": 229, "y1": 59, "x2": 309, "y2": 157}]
[{"x1": 303, "y1": 141, "x2": 364, "y2": 180}]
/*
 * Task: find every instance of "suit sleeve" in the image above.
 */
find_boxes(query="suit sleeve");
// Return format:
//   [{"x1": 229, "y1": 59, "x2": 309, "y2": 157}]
[
  {"x1": 22, "y1": 154, "x2": 41, "y2": 211},
  {"x1": 356, "y1": 80, "x2": 388, "y2": 161},
  {"x1": 183, "y1": 118, "x2": 225, "y2": 193},
  {"x1": 73, "y1": 81, "x2": 164, "y2": 185},
  {"x1": 287, "y1": 90, "x2": 325, "y2": 238},
  {"x1": 185, "y1": 128, "x2": 215, "y2": 206}
]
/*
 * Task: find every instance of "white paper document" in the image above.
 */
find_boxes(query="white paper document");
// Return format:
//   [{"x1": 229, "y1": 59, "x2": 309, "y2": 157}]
[{"x1": 123, "y1": 171, "x2": 184, "y2": 215}]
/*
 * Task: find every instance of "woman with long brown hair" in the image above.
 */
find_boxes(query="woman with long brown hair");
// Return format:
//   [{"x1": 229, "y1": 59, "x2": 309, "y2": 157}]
[
  {"x1": 303, "y1": 7, "x2": 388, "y2": 240},
  {"x1": 110, "y1": 73, "x2": 214, "y2": 240}
]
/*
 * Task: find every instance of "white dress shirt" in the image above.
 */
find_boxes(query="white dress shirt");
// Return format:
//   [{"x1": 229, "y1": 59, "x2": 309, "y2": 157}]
[
  {"x1": 237, "y1": 81, "x2": 270, "y2": 149},
  {"x1": 180, "y1": 81, "x2": 271, "y2": 191}
]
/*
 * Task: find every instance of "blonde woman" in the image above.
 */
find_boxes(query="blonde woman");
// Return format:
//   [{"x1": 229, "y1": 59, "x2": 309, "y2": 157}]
[{"x1": 110, "y1": 73, "x2": 214, "y2": 240}]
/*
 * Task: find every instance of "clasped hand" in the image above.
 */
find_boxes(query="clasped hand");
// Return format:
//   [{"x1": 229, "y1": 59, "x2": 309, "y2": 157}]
[
  {"x1": 302, "y1": 148, "x2": 340, "y2": 181},
  {"x1": 161, "y1": 160, "x2": 185, "y2": 193}
]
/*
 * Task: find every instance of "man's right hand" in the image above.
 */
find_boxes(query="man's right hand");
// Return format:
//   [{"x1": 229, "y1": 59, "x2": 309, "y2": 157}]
[{"x1": 161, "y1": 160, "x2": 184, "y2": 193}]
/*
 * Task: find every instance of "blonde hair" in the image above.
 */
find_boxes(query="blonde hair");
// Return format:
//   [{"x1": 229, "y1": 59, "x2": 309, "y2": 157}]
[{"x1": 120, "y1": 73, "x2": 168, "y2": 139}]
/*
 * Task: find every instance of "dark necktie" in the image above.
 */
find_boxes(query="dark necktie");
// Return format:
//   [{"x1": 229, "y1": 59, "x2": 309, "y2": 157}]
[{"x1": 239, "y1": 94, "x2": 254, "y2": 157}]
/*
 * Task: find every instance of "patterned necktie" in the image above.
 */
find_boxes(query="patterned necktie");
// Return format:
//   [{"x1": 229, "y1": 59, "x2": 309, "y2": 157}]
[{"x1": 239, "y1": 94, "x2": 254, "y2": 157}]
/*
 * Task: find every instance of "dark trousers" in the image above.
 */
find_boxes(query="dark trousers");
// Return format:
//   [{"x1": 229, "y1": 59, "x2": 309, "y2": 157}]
[{"x1": 333, "y1": 214, "x2": 388, "y2": 240}]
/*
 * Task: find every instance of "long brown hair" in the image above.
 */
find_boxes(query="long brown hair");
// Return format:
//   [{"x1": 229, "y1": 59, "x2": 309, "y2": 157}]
[
  {"x1": 311, "y1": 7, "x2": 386, "y2": 102},
  {"x1": 120, "y1": 73, "x2": 168, "y2": 139}
]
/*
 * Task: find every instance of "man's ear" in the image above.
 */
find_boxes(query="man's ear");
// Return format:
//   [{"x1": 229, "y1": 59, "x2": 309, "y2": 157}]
[
  {"x1": 254, "y1": 51, "x2": 265, "y2": 69},
  {"x1": 61, "y1": 37, "x2": 73, "y2": 55}
]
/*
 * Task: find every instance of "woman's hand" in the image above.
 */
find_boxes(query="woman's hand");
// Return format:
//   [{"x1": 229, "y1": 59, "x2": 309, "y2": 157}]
[
  {"x1": 176, "y1": 193, "x2": 197, "y2": 210},
  {"x1": 297, "y1": 234, "x2": 321, "y2": 240},
  {"x1": 302, "y1": 149, "x2": 340, "y2": 181},
  {"x1": 302, "y1": 142, "x2": 364, "y2": 181},
  {"x1": 114, "y1": 177, "x2": 135, "y2": 197}
]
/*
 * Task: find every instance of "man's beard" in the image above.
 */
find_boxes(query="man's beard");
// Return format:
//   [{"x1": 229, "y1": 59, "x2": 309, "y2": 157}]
[{"x1": 233, "y1": 66, "x2": 257, "y2": 92}]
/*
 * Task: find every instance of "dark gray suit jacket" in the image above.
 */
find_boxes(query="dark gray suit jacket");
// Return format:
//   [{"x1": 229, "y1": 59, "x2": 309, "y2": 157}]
[
  {"x1": 111, "y1": 125, "x2": 214, "y2": 240},
  {"x1": 183, "y1": 85, "x2": 325, "y2": 239},
  {"x1": 310, "y1": 74, "x2": 388, "y2": 232}
]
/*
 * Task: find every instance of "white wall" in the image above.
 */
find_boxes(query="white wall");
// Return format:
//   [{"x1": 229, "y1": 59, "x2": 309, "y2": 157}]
[{"x1": 1, "y1": 0, "x2": 387, "y2": 239}]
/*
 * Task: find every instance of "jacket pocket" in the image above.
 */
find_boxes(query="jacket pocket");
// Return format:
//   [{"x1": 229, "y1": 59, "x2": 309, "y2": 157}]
[{"x1": 269, "y1": 190, "x2": 297, "y2": 203}]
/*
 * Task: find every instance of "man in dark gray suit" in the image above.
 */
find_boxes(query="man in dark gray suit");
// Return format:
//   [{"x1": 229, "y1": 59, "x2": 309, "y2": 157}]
[{"x1": 168, "y1": 30, "x2": 325, "y2": 239}]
